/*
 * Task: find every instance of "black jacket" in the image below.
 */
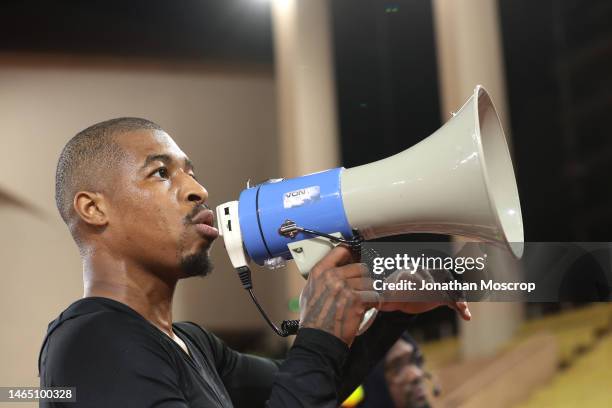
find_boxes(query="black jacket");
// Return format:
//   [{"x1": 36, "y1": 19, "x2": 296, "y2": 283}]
[{"x1": 39, "y1": 297, "x2": 412, "y2": 407}]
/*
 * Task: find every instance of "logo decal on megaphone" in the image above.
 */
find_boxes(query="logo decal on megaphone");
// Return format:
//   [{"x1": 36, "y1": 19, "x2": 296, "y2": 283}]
[{"x1": 283, "y1": 186, "x2": 321, "y2": 208}]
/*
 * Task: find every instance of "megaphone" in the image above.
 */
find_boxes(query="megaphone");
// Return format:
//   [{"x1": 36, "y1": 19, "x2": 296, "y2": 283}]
[{"x1": 216, "y1": 85, "x2": 523, "y2": 336}]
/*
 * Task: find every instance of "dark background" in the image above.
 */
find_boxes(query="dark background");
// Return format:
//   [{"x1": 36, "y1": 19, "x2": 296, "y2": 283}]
[
  {"x1": 2, "y1": 0, "x2": 610, "y2": 341},
  {"x1": 0, "y1": 0, "x2": 273, "y2": 63}
]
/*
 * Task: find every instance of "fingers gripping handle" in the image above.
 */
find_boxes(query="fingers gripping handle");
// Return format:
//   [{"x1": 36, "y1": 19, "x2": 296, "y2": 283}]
[{"x1": 288, "y1": 235, "x2": 378, "y2": 335}]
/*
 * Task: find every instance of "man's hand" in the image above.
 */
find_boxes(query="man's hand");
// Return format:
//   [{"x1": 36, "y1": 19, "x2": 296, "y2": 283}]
[{"x1": 299, "y1": 245, "x2": 380, "y2": 346}]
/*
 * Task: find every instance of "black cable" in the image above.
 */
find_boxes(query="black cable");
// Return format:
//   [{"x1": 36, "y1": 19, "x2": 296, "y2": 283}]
[
  {"x1": 236, "y1": 265, "x2": 299, "y2": 337},
  {"x1": 248, "y1": 289, "x2": 299, "y2": 337},
  {"x1": 278, "y1": 220, "x2": 363, "y2": 252},
  {"x1": 300, "y1": 228, "x2": 362, "y2": 251}
]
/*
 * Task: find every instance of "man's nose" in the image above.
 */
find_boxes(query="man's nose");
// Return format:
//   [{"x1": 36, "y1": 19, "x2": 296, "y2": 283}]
[
  {"x1": 181, "y1": 173, "x2": 208, "y2": 204},
  {"x1": 411, "y1": 366, "x2": 425, "y2": 381}
]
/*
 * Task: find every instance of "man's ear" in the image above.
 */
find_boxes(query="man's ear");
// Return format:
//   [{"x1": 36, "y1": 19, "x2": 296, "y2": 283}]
[{"x1": 73, "y1": 191, "x2": 109, "y2": 227}]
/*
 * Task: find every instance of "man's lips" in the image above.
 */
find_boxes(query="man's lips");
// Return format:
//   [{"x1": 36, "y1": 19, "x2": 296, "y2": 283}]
[{"x1": 191, "y1": 209, "x2": 219, "y2": 240}]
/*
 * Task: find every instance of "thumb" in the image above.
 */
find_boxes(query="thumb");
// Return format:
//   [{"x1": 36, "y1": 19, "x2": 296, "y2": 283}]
[{"x1": 450, "y1": 301, "x2": 471, "y2": 321}]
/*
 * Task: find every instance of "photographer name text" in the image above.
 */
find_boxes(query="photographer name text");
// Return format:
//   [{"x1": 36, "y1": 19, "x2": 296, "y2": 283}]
[{"x1": 373, "y1": 279, "x2": 536, "y2": 293}]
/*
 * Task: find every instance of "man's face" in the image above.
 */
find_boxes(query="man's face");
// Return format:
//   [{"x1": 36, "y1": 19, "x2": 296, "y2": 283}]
[
  {"x1": 384, "y1": 340, "x2": 428, "y2": 408},
  {"x1": 104, "y1": 129, "x2": 218, "y2": 279}
]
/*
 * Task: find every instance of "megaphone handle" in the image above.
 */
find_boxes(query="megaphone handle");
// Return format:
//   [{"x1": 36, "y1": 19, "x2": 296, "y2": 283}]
[{"x1": 286, "y1": 231, "x2": 378, "y2": 336}]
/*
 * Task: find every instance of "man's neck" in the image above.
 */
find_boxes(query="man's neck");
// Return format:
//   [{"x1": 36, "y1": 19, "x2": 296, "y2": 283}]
[{"x1": 82, "y1": 249, "x2": 178, "y2": 337}]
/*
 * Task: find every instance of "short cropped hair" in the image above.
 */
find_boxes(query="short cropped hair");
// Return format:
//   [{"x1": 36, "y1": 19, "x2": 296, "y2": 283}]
[{"x1": 55, "y1": 117, "x2": 162, "y2": 224}]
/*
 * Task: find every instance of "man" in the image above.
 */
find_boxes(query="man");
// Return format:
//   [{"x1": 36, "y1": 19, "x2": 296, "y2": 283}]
[
  {"x1": 39, "y1": 118, "x2": 469, "y2": 407},
  {"x1": 358, "y1": 334, "x2": 432, "y2": 408}
]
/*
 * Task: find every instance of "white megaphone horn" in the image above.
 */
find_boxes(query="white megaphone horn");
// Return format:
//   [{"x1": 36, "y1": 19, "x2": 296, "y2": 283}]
[{"x1": 216, "y1": 85, "x2": 523, "y2": 336}]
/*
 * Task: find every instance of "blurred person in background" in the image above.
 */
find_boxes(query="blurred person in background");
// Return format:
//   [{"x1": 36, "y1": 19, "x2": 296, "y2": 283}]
[{"x1": 347, "y1": 333, "x2": 433, "y2": 408}]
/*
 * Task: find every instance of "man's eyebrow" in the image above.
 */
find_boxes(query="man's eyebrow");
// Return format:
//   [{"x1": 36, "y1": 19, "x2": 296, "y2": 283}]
[
  {"x1": 141, "y1": 154, "x2": 172, "y2": 170},
  {"x1": 141, "y1": 154, "x2": 195, "y2": 173}
]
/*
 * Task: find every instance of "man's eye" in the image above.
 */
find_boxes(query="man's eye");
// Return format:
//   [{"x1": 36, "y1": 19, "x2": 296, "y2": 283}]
[{"x1": 152, "y1": 167, "x2": 170, "y2": 179}]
